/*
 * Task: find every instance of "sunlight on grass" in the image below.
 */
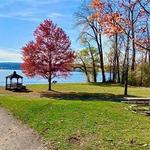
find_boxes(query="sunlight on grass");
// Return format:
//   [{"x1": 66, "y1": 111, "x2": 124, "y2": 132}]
[
  {"x1": 0, "y1": 83, "x2": 150, "y2": 149},
  {"x1": 0, "y1": 98, "x2": 149, "y2": 149},
  {"x1": 27, "y1": 83, "x2": 150, "y2": 98}
]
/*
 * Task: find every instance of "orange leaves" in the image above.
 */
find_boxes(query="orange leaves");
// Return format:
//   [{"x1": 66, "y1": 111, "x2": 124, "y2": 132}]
[
  {"x1": 103, "y1": 12, "x2": 123, "y2": 35},
  {"x1": 90, "y1": 0, "x2": 99, "y2": 8},
  {"x1": 90, "y1": 0, "x2": 105, "y2": 22},
  {"x1": 89, "y1": 12, "x2": 100, "y2": 21},
  {"x1": 90, "y1": 0, "x2": 123, "y2": 36},
  {"x1": 112, "y1": 12, "x2": 122, "y2": 22},
  {"x1": 98, "y1": 11, "x2": 123, "y2": 35},
  {"x1": 136, "y1": 38, "x2": 149, "y2": 51},
  {"x1": 90, "y1": 0, "x2": 105, "y2": 9}
]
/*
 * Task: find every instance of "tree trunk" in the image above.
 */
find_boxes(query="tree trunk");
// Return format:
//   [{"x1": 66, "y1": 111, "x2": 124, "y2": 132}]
[
  {"x1": 112, "y1": 40, "x2": 117, "y2": 83},
  {"x1": 149, "y1": 52, "x2": 150, "y2": 66},
  {"x1": 144, "y1": 51, "x2": 148, "y2": 63},
  {"x1": 140, "y1": 53, "x2": 144, "y2": 86},
  {"x1": 99, "y1": 34, "x2": 106, "y2": 82},
  {"x1": 88, "y1": 43, "x2": 97, "y2": 83},
  {"x1": 122, "y1": 33, "x2": 131, "y2": 84},
  {"x1": 110, "y1": 63, "x2": 112, "y2": 81},
  {"x1": 48, "y1": 76, "x2": 51, "y2": 91},
  {"x1": 115, "y1": 33, "x2": 120, "y2": 83},
  {"x1": 100, "y1": 51, "x2": 106, "y2": 82},
  {"x1": 124, "y1": 68, "x2": 129, "y2": 96},
  {"x1": 112, "y1": 54, "x2": 117, "y2": 83},
  {"x1": 146, "y1": 20, "x2": 150, "y2": 66},
  {"x1": 122, "y1": 47, "x2": 128, "y2": 84},
  {"x1": 79, "y1": 56, "x2": 90, "y2": 82},
  {"x1": 124, "y1": 31, "x2": 130, "y2": 96},
  {"x1": 91, "y1": 24, "x2": 106, "y2": 82},
  {"x1": 124, "y1": 56, "x2": 129, "y2": 95},
  {"x1": 91, "y1": 55, "x2": 97, "y2": 83},
  {"x1": 131, "y1": 11, "x2": 136, "y2": 72}
]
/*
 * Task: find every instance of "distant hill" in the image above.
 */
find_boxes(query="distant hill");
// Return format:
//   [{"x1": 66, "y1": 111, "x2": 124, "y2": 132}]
[
  {"x1": 0, "y1": 62, "x2": 82, "y2": 71},
  {"x1": 0, "y1": 62, "x2": 21, "y2": 70}
]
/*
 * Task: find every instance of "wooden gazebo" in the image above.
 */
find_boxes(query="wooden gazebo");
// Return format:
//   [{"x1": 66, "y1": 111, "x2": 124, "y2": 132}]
[{"x1": 6, "y1": 71, "x2": 25, "y2": 90}]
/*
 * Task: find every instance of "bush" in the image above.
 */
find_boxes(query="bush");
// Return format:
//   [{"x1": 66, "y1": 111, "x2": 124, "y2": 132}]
[
  {"x1": 128, "y1": 63, "x2": 150, "y2": 87},
  {"x1": 142, "y1": 63, "x2": 150, "y2": 86}
]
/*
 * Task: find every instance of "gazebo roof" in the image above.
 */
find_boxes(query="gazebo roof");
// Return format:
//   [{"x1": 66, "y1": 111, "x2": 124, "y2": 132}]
[{"x1": 6, "y1": 71, "x2": 23, "y2": 79}]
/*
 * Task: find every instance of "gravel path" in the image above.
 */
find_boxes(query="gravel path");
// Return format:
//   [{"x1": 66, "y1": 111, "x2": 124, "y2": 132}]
[{"x1": 0, "y1": 108, "x2": 49, "y2": 150}]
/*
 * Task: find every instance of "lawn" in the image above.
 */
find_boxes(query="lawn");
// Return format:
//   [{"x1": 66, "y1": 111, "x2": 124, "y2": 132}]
[
  {"x1": 1, "y1": 83, "x2": 150, "y2": 98},
  {"x1": 28, "y1": 83, "x2": 150, "y2": 98},
  {"x1": 0, "y1": 83, "x2": 150, "y2": 150}
]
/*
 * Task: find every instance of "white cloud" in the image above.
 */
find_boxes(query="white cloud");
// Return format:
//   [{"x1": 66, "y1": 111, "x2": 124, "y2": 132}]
[
  {"x1": 0, "y1": 11, "x2": 65, "y2": 22},
  {"x1": 0, "y1": 0, "x2": 63, "y2": 21},
  {"x1": 50, "y1": 13, "x2": 64, "y2": 17},
  {"x1": 0, "y1": 48, "x2": 22, "y2": 62},
  {"x1": 0, "y1": 8, "x2": 44, "y2": 22},
  {"x1": 0, "y1": 13, "x2": 42, "y2": 22},
  {"x1": 47, "y1": 13, "x2": 65, "y2": 19},
  {"x1": 0, "y1": 9, "x2": 68, "y2": 22},
  {"x1": 0, "y1": 1, "x2": 68, "y2": 22}
]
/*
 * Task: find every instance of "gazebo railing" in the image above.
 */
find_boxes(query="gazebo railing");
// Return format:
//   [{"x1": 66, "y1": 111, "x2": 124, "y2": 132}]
[
  {"x1": 6, "y1": 83, "x2": 23, "y2": 90},
  {"x1": 5, "y1": 71, "x2": 25, "y2": 91}
]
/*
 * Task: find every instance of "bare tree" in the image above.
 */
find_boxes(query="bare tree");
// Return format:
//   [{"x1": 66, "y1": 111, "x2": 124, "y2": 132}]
[{"x1": 75, "y1": 1, "x2": 106, "y2": 82}]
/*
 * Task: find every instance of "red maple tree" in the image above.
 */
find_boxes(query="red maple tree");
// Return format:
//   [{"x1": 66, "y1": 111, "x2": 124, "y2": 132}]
[{"x1": 22, "y1": 20, "x2": 76, "y2": 90}]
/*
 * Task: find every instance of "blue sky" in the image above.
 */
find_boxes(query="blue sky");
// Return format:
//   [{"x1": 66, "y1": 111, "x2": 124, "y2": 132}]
[{"x1": 0, "y1": 0, "x2": 81, "y2": 62}]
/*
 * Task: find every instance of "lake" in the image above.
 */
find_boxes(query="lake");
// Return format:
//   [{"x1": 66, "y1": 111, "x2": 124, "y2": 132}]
[{"x1": 0, "y1": 70, "x2": 110, "y2": 86}]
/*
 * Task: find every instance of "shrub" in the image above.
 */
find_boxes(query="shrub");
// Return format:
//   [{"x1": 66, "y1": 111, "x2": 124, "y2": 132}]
[{"x1": 128, "y1": 63, "x2": 150, "y2": 87}]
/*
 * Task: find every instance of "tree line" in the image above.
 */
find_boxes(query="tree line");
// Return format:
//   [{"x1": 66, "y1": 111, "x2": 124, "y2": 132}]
[
  {"x1": 75, "y1": 0, "x2": 150, "y2": 95},
  {"x1": 21, "y1": 0, "x2": 149, "y2": 93}
]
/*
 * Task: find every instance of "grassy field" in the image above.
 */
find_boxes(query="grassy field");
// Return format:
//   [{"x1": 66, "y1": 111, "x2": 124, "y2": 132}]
[
  {"x1": 29, "y1": 83, "x2": 150, "y2": 96},
  {"x1": 0, "y1": 83, "x2": 150, "y2": 149},
  {"x1": 1, "y1": 83, "x2": 150, "y2": 98}
]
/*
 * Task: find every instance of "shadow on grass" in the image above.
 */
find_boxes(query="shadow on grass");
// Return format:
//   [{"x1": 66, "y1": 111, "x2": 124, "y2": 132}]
[
  {"x1": 10, "y1": 89, "x2": 33, "y2": 93},
  {"x1": 88, "y1": 82, "x2": 125, "y2": 87},
  {"x1": 40, "y1": 91, "x2": 137, "y2": 102}
]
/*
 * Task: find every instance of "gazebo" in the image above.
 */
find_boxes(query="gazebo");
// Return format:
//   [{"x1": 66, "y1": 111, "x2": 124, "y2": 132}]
[{"x1": 6, "y1": 71, "x2": 24, "y2": 90}]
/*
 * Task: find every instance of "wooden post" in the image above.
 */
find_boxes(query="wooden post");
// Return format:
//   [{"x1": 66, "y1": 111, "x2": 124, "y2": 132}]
[
  {"x1": 5, "y1": 77, "x2": 7, "y2": 90},
  {"x1": 17, "y1": 78, "x2": 18, "y2": 89},
  {"x1": 10, "y1": 79, "x2": 12, "y2": 89}
]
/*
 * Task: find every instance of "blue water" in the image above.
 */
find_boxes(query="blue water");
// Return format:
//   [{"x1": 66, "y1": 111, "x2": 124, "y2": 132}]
[{"x1": 0, "y1": 70, "x2": 109, "y2": 86}]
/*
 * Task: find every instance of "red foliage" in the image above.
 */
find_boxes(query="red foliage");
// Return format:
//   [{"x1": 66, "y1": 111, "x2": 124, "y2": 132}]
[{"x1": 22, "y1": 20, "x2": 76, "y2": 89}]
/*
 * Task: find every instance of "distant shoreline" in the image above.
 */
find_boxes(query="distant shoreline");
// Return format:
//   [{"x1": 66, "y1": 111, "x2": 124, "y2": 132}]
[
  {"x1": 0, "y1": 62, "x2": 21, "y2": 70},
  {"x1": 0, "y1": 62, "x2": 82, "y2": 72}
]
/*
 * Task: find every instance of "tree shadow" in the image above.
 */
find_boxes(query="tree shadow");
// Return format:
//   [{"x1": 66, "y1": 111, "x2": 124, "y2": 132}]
[
  {"x1": 40, "y1": 91, "x2": 138, "y2": 102},
  {"x1": 88, "y1": 82, "x2": 124, "y2": 87}
]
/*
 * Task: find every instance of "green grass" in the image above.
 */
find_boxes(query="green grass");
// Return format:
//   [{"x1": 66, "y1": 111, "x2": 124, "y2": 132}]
[
  {"x1": 27, "y1": 83, "x2": 150, "y2": 98},
  {"x1": 131, "y1": 105, "x2": 150, "y2": 115},
  {"x1": 0, "y1": 83, "x2": 150, "y2": 149}
]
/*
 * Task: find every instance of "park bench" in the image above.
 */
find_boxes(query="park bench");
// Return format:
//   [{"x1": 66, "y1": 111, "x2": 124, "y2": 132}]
[
  {"x1": 52, "y1": 80, "x2": 57, "y2": 84},
  {"x1": 122, "y1": 97, "x2": 150, "y2": 106}
]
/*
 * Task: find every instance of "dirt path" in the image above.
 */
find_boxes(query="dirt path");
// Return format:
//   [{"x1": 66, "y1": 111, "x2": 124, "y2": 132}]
[{"x1": 0, "y1": 108, "x2": 49, "y2": 150}]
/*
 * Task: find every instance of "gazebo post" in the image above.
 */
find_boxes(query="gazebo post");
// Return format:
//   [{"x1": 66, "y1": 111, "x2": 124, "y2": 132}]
[
  {"x1": 10, "y1": 78, "x2": 12, "y2": 89},
  {"x1": 5, "y1": 77, "x2": 8, "y2": 90},
  {"x1": 17, "y1": 78, "x2": 19, "y2": 89}
]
